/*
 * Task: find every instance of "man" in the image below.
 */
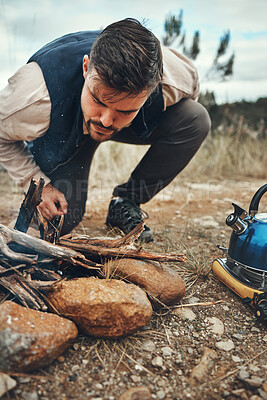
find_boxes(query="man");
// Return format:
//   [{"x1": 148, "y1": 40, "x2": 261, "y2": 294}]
[{"x1": 0, "y1": 18, "x2": 210, "y2": 242}]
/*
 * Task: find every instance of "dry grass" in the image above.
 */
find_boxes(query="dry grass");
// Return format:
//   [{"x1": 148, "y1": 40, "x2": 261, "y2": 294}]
[
  {"x1": 181, "y1": 132, "x2": 267, "y2": 180},
  {"x1": 89, "y1": 129, "x2": 266, "y2": 191}
]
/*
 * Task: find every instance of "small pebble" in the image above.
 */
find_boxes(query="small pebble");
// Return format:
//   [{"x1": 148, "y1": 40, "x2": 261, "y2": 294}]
[
  {"x1": 232, "y1": 333, "x2": 244, "y2": 341},
  {"x1": 18, "y1": 377, "x2": 31, "y2": 384},
  {"x1": 232, "y1": 355, "x2": 241, "y2": 363},
  {"x1": 187, "y1": 347, "x2": 194, "y2": 355},
  {"x1": 244, "y1": 376, "x2": 263, "y2": 388},
  {"x1": 258, "y1": 389, "x2": 267, "y2": 400},
  {"x1": 152, "y1": 356, "x2": 163, "y2": 368},
  {"x1": 161, "y1": 346, "x2": 173, "y2": 356},
  {"x1": 174, "y1": 307, "x2": 196, "y2": 321},
  {"x1": 188, "y1": 296, "x2": 200, "y2": 304},
  {"x1": 237, "y1": 369, "x2": 250, "y2": 381},
  {"x1": 22, "y1": 392, "x2": 39, "y2": 400},
  {"x1": 215, "y1": 339, "x2": 235, "y2": 352},
  {"x1": 249, "y1": 364, "x2": 260, "y2": 373},
  {"x1": 156, "y1": 390, "x2": 166, "y2": 399},
  {"x1": 95, "y1": 383, "x2": 103, "y2": 389},
  {"x1": 130, "y1": 375, "x2": 141, "y2": 383},
  {"x1": 142, "y1": 340, "x2": 156, "y2": 352}
]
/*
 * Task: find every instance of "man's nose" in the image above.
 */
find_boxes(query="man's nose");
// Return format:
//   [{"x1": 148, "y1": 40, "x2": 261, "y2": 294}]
[{"x1": 100, "y1": 108, "x2": 115, "y2": 128}]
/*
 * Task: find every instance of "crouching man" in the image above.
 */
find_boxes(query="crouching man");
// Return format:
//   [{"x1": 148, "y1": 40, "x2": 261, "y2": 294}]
[{"x1": 0, "y1": 18, "x2": 210, "y2": 242}]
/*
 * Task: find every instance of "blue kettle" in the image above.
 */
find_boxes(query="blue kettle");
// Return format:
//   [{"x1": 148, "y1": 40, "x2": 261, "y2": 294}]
[{"x1": 226, "y1": 183, "x2": 267, "y2": 272}]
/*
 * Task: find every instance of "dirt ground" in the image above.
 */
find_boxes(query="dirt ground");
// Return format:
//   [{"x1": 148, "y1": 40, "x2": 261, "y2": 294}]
[{"x1": 0, "y1": 172, "x2": 267, "y2": 400}]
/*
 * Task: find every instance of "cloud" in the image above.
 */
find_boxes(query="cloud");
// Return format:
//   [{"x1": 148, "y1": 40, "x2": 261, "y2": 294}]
[{"x1": 0, "y1": 0, "x2": 267, "y2": 103}]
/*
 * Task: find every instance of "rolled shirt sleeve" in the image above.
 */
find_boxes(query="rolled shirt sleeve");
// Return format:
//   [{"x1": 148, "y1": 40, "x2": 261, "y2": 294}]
[{"x1": 0, "y1": 62, "x2": 51, "y2": 192}]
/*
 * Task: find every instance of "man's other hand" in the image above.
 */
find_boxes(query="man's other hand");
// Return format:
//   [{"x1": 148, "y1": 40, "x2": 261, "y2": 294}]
[{"x1": 38, "y1": 183, "x2": 68, "y2": 220}]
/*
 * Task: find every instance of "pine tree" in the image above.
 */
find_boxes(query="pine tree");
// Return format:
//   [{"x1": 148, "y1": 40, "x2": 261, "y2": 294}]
[{"x1": 162, "y1": 11, "x2": 235, "y2": 81}]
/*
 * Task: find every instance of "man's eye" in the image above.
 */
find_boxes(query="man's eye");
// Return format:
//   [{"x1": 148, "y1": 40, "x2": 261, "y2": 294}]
[
  {"x1": 92, "y1": 97, "x2": 100, "y2": 104},
  {"x1": 120, "y1": 110, "x2": 134, "y2": 116}
]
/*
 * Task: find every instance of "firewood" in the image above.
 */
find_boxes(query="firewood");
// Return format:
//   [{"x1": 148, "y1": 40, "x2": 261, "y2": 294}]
[
  {"x1": 0, "y1": 214, "x2": 186, "y2": 311},
  {"x1": 61, "y1": 222, "x2": 145, "y2": 248},
  {"x1": 59, "y1": 237, "x2": 187, "y2": 262},
  {"x1": 0, "y1": 223, "x2": 101, "y2": 270},
  {"x1": 0, "y1": 265, "x2": 47, "y2": 310},
  {"x1": 14, "y1": 178, "x2": 44, "y2": 233}
]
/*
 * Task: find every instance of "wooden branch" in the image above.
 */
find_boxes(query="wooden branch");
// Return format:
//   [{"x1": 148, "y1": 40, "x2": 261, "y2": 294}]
[
  {"x1": 59, "y1": 238, "x2": 187, "y2": 262},
  {"x1": 0, "y1": 232, "x2": 36, "y2": 263},
  {"x1": 14, "y1": 178, "x2": 44, "y2": 233},
  {"x1": 0, "y1": 265, "x2": 47, "y2": 310},
  {"x1": 0, "y1": 263, "x2": 30, "y2": 276},
  {"x1": 0, "y1": 218, "x2": 186, "y2": 311},
  {"x1": 64, "y1": 222, "x2": 145, "y2": 248},
  {"x1": 0, "y1": 223, "x2": 101, "y2": 270}
]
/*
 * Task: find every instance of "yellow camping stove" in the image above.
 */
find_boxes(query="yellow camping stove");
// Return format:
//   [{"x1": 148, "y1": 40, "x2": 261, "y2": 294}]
[{"x1": 212, "y1": 184, "x2": 267, "y2": 325}]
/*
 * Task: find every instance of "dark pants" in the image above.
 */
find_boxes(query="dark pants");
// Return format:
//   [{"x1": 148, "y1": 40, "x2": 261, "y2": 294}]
[{"x1": 48, "y1": 99, "x2": 211, "y2": 234}]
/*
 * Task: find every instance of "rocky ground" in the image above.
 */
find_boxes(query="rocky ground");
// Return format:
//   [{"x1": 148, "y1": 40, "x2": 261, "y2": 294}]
[{"x1": 0, "y1": 173, "x2": 266, "y2": 400}]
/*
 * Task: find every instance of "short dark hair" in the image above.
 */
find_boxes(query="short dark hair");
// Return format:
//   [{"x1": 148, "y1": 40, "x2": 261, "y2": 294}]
[{"x1": 88, "y1": 18, "x2": 162, "y2": 96}]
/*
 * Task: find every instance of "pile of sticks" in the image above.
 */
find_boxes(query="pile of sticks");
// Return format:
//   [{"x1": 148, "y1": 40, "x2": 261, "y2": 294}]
[{"x1": 0, "y1": 179, "x2": 186, "y2": 311}]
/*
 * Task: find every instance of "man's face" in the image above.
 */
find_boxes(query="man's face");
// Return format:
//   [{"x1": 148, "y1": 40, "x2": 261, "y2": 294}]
[{"x1": 81, "y1": 56, "x2": 149, "y2": 142}]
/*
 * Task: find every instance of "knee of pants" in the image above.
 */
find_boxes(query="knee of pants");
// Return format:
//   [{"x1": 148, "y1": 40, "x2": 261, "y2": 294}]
[
  {"x1": 160, "y1": 99, "x2": 211, "y2": 146},
  {"x1": 192, "y1": 101, "x2": 211, "y2": 142}
]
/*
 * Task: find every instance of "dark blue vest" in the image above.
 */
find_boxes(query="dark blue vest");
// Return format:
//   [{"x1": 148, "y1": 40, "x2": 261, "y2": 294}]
[{"x1": 28, "y1": 31, "x2": 164, "y2": 174}]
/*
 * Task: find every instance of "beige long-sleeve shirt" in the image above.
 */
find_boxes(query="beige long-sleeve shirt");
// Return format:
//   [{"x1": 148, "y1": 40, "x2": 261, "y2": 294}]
[{"x1": 0, "y1": 45, "x2": 199, "y2": 192}]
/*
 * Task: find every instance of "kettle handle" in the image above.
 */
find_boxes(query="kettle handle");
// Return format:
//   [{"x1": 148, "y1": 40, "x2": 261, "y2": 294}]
[{"x1": 249, "y1": 184, "x2": 267, "y2": 216}]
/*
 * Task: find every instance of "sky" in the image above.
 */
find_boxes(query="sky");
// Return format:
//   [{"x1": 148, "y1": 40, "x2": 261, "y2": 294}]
[{"x1": 0, "y1": 0, "x2": 267, "y2": 104}]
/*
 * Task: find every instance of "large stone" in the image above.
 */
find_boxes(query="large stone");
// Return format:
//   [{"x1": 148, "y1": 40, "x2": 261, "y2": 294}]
[
  {"x1": 0, "y1": 301, "x2": 78, "y2": 373},
  {"x1": 47, "y1": 277, "x2": 153, "y2": 338},
  {"x1": 104, "y1": 258, "x2": 185, "y2": 306}
]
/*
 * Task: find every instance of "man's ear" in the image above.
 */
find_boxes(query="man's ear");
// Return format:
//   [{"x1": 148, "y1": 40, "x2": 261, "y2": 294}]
[{"x1": 82, "y1": 55, "x2": 90, "y2": 79}]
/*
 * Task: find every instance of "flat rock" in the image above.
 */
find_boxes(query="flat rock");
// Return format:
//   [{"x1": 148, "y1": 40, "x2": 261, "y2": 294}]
[
  {"x1": 215, "y1": 339, "x2": 235, "y2": 352},
  {"x1": 118, "y1": 386, "x2": 152, "y2": 400},
  {"x1": 103, "y1": 258, "x2": 185, "y2": 307},
  {"x1": 21, "y1": 391, "x2": 38, "y2": 400},
  {"x1": 161, "y1": 346, "x2": 173, "y2": 356},
  {"x1": 0, "y1": 301, "x2": 78, "y2": 373},
  {"x1": 152, "y1": 356, "x2": 164, "y2": 368},
  {"x1": 188, "y1": 296, "x2": 200, "y2": 304},
  {"x1": 237, "y1": 368, "x2": 250, "y2": 381},
  {"x1": 232, "y1": 355, "x2": 242, "y2": 363},
  {"x1": 207, "y1": 317, "x2": 224, "y2": 335},
  {"x1": 47, "y1": 277, "x2": 153, "y2": 338},
  {"x1": 244, "y1": 376, "x2": 264, "y2": 388},
  {"x1": 0, "y1": 373, "x2": 17, "y2": 397},
  {"x1": 190, "y1": 347, "x2": 217, "y2": 384},
  {"x1": 142, "y1": 340, "x2": 156, "y2": 352},
  {"x1": 173, "y1": 307, "x2": 196, "y2": 320}
]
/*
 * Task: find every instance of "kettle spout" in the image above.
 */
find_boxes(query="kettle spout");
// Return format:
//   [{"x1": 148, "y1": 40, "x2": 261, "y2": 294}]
[{"x1": 226, "y1": 203, "x2": 248, "y2": 234}]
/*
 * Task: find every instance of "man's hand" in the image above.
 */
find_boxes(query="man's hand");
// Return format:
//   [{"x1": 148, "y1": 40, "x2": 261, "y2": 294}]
[{"x1": 38, "y1": 183, "x2": 68, "y2": 220}]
